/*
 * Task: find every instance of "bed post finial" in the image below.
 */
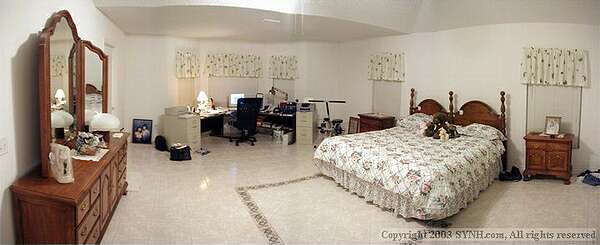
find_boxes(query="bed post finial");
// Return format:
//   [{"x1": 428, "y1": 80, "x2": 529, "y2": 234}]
[
  {"x1": 500, "y1": 91, "x2": 506, "y2": 118},
  {"x1": 448, "y1": 91, "x2": 454, "y2": 119},
  {"x1": 500, "y1": 91, "x2": 506, "y2": 132},
  {"x1": 409, "y1": 88, "x2": 415, "y2": 114}
]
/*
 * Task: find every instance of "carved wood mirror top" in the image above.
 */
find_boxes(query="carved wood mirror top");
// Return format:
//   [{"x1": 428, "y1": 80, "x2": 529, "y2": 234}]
[
  {"x1": 82, "y1": 40, "x2": 109, "y2": 126},
  {"x1": 39, "y1": 10, "x2": 82, "y2": 178}
]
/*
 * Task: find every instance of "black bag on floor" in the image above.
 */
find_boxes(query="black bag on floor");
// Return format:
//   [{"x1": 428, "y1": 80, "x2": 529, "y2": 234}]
[
  {"x1": 154, "y1": 136, "x2": 168, "y2": 151},
  {"x1": 170, "y1": 144, "x2": 191, "y2": 161}
]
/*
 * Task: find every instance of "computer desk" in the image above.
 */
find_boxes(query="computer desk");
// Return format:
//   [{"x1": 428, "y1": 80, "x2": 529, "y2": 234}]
[
  {"x1": 199, "y1": 109, "x2": 232, "y2": 136},
  {"x1": 257, "y1": 111, "x2": 296, "y2": 132}
]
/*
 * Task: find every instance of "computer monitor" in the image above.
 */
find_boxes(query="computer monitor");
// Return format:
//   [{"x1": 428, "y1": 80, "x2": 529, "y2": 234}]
[{"x1": 228, "y1": 93, "x2": 245, "y2": 108}]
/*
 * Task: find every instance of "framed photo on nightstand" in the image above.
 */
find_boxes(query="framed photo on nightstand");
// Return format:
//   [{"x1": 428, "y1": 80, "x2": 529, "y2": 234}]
[{"x1": 544, "y1": 116, "x2": 561, "y2": 135}]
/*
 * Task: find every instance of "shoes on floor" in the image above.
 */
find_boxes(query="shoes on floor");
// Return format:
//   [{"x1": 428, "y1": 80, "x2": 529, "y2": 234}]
[{"x1": 499, "y1": 166, "x2": 522, "y2": 182}]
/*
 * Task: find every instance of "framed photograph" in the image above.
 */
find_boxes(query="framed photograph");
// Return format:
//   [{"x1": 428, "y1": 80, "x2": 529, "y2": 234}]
[
  {"x1": 132, "y1": 119, "x2": 153, "y2": 144},
  {"x1": 348, "y1": 116, "x2": 360, "y2": 134},
  {"x1": 544, "y1": 116, "x2": 561, "y2": 135}
]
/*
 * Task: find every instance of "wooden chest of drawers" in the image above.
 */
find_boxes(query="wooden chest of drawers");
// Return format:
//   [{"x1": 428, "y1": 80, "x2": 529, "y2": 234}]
[
  {"x1": 11, "y1": 133, "x2": 128, "y2": 244},
  {"x1": 358, "y1": 113, "x2": 395, "y2": 132},
  {"x1": 523, "y1": 132, "x2": 573, "y2": 184}
]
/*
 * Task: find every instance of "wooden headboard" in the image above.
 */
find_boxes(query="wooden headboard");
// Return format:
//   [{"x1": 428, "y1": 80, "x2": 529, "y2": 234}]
[
  {"x1": 406, "y1": 89, "x2": 508, "y2": 171},
  {"x1": 409, "y1": 88, "x2": 453, "y2": 116},
  {"x1": 85, "y1": 84, "x2": 102, "y2": 95},
  {"x1": 453, "y1": 91, "x2": 506, "y2": 135}
]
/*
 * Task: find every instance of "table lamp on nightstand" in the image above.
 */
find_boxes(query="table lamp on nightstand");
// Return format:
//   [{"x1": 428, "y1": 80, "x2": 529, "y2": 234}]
[{"x1": 197, "y1": 91, "x2": 209, "y2": 112}]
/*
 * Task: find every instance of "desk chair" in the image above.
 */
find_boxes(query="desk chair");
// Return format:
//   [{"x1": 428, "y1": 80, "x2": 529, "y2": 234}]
[{"x1": 228, "y1": 98, "x2": 263, "y2": 146}]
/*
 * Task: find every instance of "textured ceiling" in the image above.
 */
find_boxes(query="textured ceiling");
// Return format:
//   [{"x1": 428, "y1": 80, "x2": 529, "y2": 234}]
[{"x1": 95, "y1": 0, "x2": 600, "y2": 42}]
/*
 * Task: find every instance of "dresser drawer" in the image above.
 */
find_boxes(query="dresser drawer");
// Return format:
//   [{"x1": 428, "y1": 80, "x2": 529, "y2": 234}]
[
  {"x1": 77, "y1": 199, "x2": 100, "y2": 243},
  {"x1": 84, "y1": 220, "x2": 101, "y2": 244},
  {"x1": 360, "y1": 118, "x2": 381, "y2": 128},
  {"x1": 118, "y1": 170, "x2": 127, "y2": 193},
  {"x1": 526, "y1": 141, "x2": 546, "y2": 150},
  {"x1": 547, "y1": 142, "x2": 571, "y2": 151},
  {"x1": 76, "y1": 192, "x2": 91, "y2": 225},
  {"x1": 90, "y1": 179, "x2": 100, "y2": 204}
]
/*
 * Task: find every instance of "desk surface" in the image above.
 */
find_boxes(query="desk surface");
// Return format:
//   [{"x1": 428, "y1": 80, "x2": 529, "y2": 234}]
[{"x1": 259, "y1": 112, "x2": 295, "y2": 118}]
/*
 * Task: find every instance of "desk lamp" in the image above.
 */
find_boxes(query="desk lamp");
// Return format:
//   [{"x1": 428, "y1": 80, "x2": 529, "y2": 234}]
[{"x1": 197, "y1": 91, "x2": 209, "y2": 112}]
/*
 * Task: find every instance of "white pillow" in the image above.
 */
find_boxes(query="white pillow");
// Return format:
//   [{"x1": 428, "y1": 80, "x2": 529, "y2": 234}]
[
  {"x1": 397, "y1": 113, "x2": 432, "y2": 130},
  {"x1": 458, "y1": 123, "x2": 506, "y2": 141}
]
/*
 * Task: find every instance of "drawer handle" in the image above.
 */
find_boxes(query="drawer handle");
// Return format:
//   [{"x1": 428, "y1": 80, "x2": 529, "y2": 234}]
[
  {"x1": 80, "y1": 203, "x2": 88, "y2": 211},
  {"x1": 80, "y1": 226, "x2": 88, "y2": 237}
]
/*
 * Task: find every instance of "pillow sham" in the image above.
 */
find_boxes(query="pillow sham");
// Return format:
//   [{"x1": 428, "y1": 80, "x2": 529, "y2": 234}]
[
  {"x1": 397, "y1": 113, "x2": 432, "y2": 130},
  {"x1": 458, "y1": 123, "x2": 507, "y2": 141}
]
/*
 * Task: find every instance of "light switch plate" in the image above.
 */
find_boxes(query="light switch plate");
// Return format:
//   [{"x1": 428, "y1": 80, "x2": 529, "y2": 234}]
[{"x1": 0, "y1": 137, "x2": 8, "y2": 156}]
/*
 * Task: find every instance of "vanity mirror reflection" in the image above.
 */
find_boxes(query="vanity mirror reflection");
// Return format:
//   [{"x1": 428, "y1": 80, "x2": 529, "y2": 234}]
[
  {"x1": 82, "y1": 40, "x2": 108, "y2": 127},
  {"x1": 39, "y1": 10, "x2": 82, "y2": 177}
]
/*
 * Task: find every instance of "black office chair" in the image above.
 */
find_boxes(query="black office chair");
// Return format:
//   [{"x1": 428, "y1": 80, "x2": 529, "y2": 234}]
[{"x1": 229, "y1": 98, "x2": 263, "y2": 146}]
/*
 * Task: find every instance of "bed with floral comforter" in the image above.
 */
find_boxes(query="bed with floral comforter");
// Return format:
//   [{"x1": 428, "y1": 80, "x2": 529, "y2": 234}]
[{"x1": 313, "y1": 113, "x2": 506, "y2": 220}]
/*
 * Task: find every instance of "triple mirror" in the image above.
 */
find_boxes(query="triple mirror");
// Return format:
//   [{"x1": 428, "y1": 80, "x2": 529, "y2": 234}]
[{"x1": 39, "y1": 10, "x2": 109, "y2": 177}]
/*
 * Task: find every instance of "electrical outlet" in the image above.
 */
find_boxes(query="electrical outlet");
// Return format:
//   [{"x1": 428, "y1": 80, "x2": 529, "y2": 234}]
[{"x1": 0, "y1": 137, "x2": 8, "y2": 156}]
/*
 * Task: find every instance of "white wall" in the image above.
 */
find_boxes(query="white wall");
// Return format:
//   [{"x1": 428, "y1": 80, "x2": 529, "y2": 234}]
[
  {"x1": 0, "y1": 0, "x2": 126, "y2": 243},
  {"x1": 123, "y1": 36, "x2": 345, "y2": 136},
  {"x1": 339, "y1": 23, "x2": 600, "y2": 173}
]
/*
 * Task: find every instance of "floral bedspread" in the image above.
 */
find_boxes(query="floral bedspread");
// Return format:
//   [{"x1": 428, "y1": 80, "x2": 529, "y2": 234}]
[{"x1": 313, "y1": 123, "x2": 505, "y2": 220}]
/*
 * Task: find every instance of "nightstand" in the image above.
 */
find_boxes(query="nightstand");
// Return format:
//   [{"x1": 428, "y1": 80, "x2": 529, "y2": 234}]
[
  {"x1": 358, "y1": 113, "x2": 395, "y2": 132},
  {"x1": 523, "y1": 132, "x2": 573, "y2": 184}
]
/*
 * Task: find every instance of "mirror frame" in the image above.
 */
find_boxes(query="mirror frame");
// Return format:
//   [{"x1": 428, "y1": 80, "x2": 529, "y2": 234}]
[
  {"x1": 81, "y1": 40, "x2": 109, "y2": 114},
  {"x1": 39, "y1": 10, "x2": 82, "y2": 178}
]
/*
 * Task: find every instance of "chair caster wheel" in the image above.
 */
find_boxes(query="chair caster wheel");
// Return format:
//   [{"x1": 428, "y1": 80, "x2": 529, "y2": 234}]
[
  {"x1": 235, "y1": 142, "x2": 239, "y2": 146},
  {"x1": 229, "y1": 139, "x2": 233, "y2": 142},
  {"x1": 251, "y1": 142, "x2": 255, "y2": 146}
]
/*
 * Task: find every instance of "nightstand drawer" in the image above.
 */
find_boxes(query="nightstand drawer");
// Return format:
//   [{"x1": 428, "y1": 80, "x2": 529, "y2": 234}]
[
  {"x1": 547, "y1": 151, "x2": 569, "y2": 171},
  {"x1": 526, "y1": 142, "x2": 546, "y2": 150}
]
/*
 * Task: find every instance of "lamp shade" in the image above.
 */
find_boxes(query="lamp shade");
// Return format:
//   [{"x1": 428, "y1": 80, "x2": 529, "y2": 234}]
[
  {"x1": 85, "y1": 109, "x2": 99, "y2": 126},
  {"x1": 196, "y1": 91, "x2": 208, "y2": 103},
  {"x1": 90, "y1": 113, "x2": 120, "y2": 132},
  {"x1": 54, "y1": 89, "x2": 65, "y2": 101},
  {"x1": 51, "y1": 110, "x2": 74, "y2": 128}
]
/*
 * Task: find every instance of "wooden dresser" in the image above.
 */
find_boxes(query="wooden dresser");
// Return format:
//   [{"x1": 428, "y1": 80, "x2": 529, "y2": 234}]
[
  {"x1": 11, "y1": 133, "x2": 128, "y2": 244},
  {"x1": 358, "y1": 113, "x2": 396, "y2": 132},
  {"x1": 523, "y1": 132, "x2": 573, "y2": 184}
]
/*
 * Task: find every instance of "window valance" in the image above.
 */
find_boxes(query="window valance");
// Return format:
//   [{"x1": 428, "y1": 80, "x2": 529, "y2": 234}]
[
  {"x1": 176, "y1": 50, "x2": 201, "y2": 79},
  {"x1": 521, "y1": 47, "x2": 589, "y2": 87},
  {"x1": 270, "y1": 55, "x2": 298, "y2": 80},
  {"x1": 368, "y1": 52, "x2": 405, "y2": 82},
  {"x1": 205, "y1": 53, "x2": 262, "y2": 78}
]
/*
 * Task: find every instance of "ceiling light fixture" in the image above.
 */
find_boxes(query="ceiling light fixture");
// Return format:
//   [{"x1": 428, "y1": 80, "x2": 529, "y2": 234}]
[{"x1": 263, "y1": 18, "x2": 281, "y2": 23}]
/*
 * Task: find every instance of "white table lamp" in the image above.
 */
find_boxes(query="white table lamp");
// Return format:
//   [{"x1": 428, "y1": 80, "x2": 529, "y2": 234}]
[
  {"x1": 51, "y1": 110, "x2": 74, "y2": 139},
  {"x1": 90, "y1": 113, "x2": 120, "y2": 143},
  {"x1": 197, "y1": 91, "x2": 209, "y2": 112}
]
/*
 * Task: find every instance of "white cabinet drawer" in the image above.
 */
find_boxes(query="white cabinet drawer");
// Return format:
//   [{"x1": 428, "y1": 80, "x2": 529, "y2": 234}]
[
  {"x1": 296, "y1": 127, "x2": 314, "y2": 144},
  {"x1": 296, "y1": 113, "x2": 313, "y2": 127}
]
